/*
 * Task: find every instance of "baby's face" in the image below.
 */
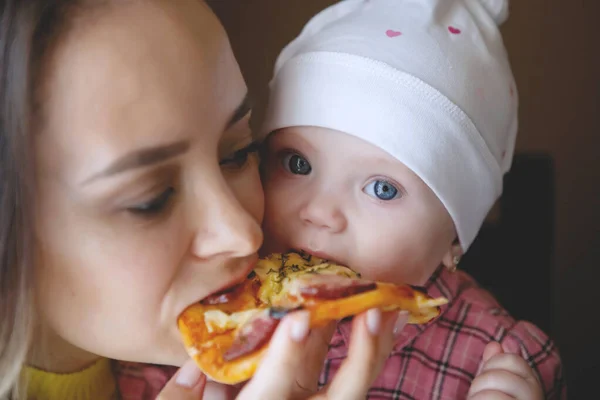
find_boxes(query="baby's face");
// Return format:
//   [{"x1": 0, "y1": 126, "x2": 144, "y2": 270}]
[{"x1": 262, "y1": 127, "x2": 456, "y2": 286}]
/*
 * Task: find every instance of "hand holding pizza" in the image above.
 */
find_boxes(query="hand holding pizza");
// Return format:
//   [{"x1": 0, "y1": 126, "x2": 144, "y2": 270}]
[{"x1": 158, "y1": 308, "x2": 408, "y2": 400}]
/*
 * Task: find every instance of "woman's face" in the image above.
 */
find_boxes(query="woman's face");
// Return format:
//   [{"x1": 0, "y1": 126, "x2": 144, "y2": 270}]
[{"x1": 32, "y1": 0, "x2": 264, "y2": 371}]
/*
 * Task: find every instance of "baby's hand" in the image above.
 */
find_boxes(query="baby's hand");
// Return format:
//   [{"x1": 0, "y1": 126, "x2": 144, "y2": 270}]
[{"x1": 467, "y1": 342, "x2": 543, "y2": 400}]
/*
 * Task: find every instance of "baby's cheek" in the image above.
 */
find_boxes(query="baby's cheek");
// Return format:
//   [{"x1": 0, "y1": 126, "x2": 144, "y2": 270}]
[
  {"x1": 263, "y1": 177, "x2": 299, "y2": 229},
  {"x1": 353, "y1": 259, "x2": 404, "y2": 284},
  {"x1": 260, "y1": 201, "x2": 292, "y2": 255},
  {"x1": 351, "y1": 239, "x2": 428, "y2": 285},
  {"x1": 262, "y1": 173, "x2": 284, "y2": 211}
]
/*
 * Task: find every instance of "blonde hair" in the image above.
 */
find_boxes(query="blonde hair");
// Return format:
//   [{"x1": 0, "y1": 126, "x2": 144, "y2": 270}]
[{"x1": 0, "y1": 1, "x2": 79, "y2": 397}]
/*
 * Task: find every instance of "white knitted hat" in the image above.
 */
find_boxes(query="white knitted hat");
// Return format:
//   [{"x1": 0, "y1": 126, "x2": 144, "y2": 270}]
[{"x1": 262, "y1": 0, "x2": 518, "y2": 250}]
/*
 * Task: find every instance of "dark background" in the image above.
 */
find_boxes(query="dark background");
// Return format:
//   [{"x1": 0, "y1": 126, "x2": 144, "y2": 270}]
[{"x1": 209, "y1": 1, "x2": 600, "y2": 397}]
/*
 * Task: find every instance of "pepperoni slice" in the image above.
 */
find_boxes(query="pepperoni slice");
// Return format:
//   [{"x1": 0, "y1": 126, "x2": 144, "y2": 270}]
[
  {"x1": 222, "y1": 314, "x2": 280, "y2": 362},
  {"x1": 299, "y1": 277, "x2": 377, "y2": 300}
]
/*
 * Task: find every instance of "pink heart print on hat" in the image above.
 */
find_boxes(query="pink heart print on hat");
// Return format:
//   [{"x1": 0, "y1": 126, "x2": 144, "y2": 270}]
[
  {"x1": 448, "y1": 26, "x2": 461, "y2": 34},
  {"x1": 386, "y1": 29, "x2": 402, "y2": 37}
]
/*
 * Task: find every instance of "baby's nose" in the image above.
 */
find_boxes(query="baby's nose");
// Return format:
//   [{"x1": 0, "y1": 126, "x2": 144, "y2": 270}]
[{"x1": 299, "y1": 195, "x2": 347, "y2": 233}]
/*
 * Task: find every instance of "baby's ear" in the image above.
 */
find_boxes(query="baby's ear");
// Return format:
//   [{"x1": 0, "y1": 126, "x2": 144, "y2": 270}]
[{"x1": 442, "y1": 242, "x2": 463, "y2": 271}]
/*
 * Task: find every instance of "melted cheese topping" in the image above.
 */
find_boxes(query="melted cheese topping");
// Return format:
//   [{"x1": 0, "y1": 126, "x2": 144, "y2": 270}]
[
  {"x1": 254, "y1": 252, "x2": 359, "y2": 306},
  {"x1": 203, "y1": 252, "x2": 359, "y2": 332},
  {"x1": 204, "y1": 309, "x2": 262, "y2": 333}
]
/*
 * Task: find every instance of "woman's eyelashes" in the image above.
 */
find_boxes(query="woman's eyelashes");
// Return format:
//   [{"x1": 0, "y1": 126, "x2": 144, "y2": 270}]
[
  {"x1": 220, "y1": 140, "x2": 261, "y2": 170},
  {"x1": 128, "y1": 186, "x2": 176, "y2": 216},
  {"x1": 363, "y1": 179, "x2": 403, "y2": 201},
  {"x1": 281, "y1": 151, "x2": 312, "y2": 175},
  {"x1": 123, "y1": 141, "x2": 261, "y2": 219}
]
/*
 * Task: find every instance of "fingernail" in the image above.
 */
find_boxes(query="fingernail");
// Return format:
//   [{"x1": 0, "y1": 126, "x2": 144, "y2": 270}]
[
  {"x1": 366, "y1": 308, "x2": 382, "y2": 335},
  {"x1": 176, "y1": 360, "x2": 204, "y2": 388},
  {"x1": 289, "y1": 311, "x2": 310, "y2": 342},
  {"x1": 393, "y1": 311, "x2": 409, "y2": 338}
]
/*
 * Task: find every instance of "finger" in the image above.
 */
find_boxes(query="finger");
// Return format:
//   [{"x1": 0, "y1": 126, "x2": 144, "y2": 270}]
[
  {"x1": 156, "y1": 359, "x2": 207, "y2": 400},
  {"x1": 238, "y1": 310, "x2": 311, "y2": 399},
  {"x1": 202, "y1": 380, "x2": 240, "y2": 400},
  {"x1": 479, "y1": 353, "x2": 539, "y2": 383},
  {"x1": 392, "y1": 311, "x2": 409, "y2": 341},
  {"x1": 476, "y1": 342, "x2": 504, "y2": 375},
  {"x1": 482, "y1": 342, "x2": 504, "y2": 363},
  {"x1": 291, "y1": 321, "x2": 337, "y2": 395},
  {"x1": 326, "y1": 309, "x2": 400, "y2": 400},
  {"x1": 468, "y1": 389, "x2": 516, "y2": 400},
  {"x1": 467, "y1": 370, "x2": 537, "y2": 400}
]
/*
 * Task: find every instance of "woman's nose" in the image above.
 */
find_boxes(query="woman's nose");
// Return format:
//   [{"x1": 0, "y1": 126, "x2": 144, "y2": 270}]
[
  {"x1": 299, "y1": 192, "x2": 347, "y2": 233},
  {"x1": 191, "y1": 184, "x2": 263, "y2": 261}
]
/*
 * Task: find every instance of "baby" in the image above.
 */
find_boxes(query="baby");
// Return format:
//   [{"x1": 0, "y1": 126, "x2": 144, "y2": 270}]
[{"x1": 260, "y1": 0, "x2": 565, "y2": 398}]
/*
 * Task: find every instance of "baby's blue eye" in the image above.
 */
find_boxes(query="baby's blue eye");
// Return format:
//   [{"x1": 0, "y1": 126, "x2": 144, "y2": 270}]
[
  {"x1": 363, "y1": 180, "x2": 400, "y2": 201},
  {"x1": 282, "y1": 153, "x2": 311, "y2": 175}
]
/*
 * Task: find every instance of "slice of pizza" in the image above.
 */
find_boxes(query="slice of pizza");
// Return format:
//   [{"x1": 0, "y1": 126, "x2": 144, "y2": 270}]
[{"x1": 177, "y1": 252, "x2": 448, "y2": 384}]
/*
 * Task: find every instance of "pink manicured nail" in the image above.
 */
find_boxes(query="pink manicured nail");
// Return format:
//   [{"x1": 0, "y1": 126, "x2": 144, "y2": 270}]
[
  {"x1": 393, "y1": 311, "x2": 409, "y2": 338},
  {"x1": 366, "y1": 308, "x2": 382, "y2": 335},
  {"x1": 289, "y1": 311, "x2": 310, "y2": 342},
  {"x1": 176, "y1": 360, "x2": 204, "y2": 388}
]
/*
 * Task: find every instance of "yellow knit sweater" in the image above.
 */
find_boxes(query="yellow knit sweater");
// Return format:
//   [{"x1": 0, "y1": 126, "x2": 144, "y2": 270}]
[{"x1": 22, "y1": 358, "x2": 116, "y2": 400}]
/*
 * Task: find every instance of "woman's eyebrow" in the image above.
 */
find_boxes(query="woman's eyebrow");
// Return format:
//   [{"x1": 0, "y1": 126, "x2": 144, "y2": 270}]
[
  {"x1": 82, "y1": 94, "x2": 251, "y2": 185},
  {"x1": 82, "y1": 140, "x2": 190, "y2": 185}
]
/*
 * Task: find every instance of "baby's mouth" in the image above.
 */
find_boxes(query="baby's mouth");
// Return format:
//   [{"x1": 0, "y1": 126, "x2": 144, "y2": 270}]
[{"x1": 296, "y1": 248, "x2": 342, "y2": 265}]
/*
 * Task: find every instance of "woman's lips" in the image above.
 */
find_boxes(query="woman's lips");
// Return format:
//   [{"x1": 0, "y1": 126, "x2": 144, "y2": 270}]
[
  {"x1": 192, "y1": 255, "x2": 258, "y2": 306},
  {"x1": 200, "y1": 282, "x2": 246, "y2": 305}
]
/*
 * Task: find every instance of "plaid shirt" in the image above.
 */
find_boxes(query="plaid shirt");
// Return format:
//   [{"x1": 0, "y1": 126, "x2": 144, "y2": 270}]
[
  {"x1": 319, "y1": 266, "x2": 567, "y2": 399},
  {"x1": 114, "y1": 268, "x2": 566, "y2": 399}
]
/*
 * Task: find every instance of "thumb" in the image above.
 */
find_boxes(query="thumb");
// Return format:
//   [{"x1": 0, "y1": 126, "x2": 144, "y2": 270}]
[
  {"x1": 482, "y1": 341, "x2": 504, "y2": 363},
  {"x1": 156, "y1": 359, "x2": 206, "y2": 400},
  {"x1": 475, "y1": 341, "x2": 504, "y2": 376}
]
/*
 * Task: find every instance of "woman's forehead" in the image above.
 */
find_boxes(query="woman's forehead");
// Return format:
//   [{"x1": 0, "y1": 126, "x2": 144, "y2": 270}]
[
  {"x1": 35, "y1": 0, "x2": 245, "y2": 184},
  {"x1": 44, "y1": 0, "x2": 228, "y2": 106}
]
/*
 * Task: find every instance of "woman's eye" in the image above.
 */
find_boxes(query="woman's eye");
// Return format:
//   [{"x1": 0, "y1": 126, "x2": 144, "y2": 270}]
[
  {"x1": 282, "y1": 153, "x2": 312, "y2": 175},
  {"x1": 220, "y1": 141, "x2": 260, "y2": 169},
  {"x1": 128, "y1": 187, "x2": 175, "y2": 216},
  {"x1": 363, "y1": 179, "x2": 401, "y2": 201}
]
